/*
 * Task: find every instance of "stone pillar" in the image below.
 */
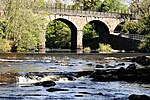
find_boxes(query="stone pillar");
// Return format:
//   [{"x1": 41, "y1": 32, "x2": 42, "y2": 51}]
[
  {"x1": 38, "y1": 44, "x2": 45, "y2": 53},
  {"x1": 77, "y1": 30, "x2": 83, "y2": 53}
]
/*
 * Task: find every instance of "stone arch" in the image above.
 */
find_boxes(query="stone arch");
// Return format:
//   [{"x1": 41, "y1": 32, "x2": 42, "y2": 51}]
[
  {"x1": 46, "y1": 18, "x2": 78, "y2": 51},
  {"x1": 83, "y1": 20, "x2": 110, "y2": 49}
]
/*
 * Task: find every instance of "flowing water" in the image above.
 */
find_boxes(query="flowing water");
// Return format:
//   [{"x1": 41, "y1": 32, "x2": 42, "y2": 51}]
[{"x1": 0, "y1": 57, "x2": 150, "y2": 100}]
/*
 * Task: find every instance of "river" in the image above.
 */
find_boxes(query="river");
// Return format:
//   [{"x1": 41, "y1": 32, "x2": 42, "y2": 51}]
[{"x1": 0, "y1": 55, "x2": 150, "y2": 100}]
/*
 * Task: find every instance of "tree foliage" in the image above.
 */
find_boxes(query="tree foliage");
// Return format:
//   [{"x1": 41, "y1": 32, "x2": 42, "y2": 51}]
[
  {"x1": 138, "y1": 34, "x2": 150, "y2": 52},
  {"x1": 138, "y1": 15, "x2": 150, "y2": 35},
  {"x1": 73, "y1": 0, "x2": 126, "y2": 12},
  {"x1": 120, "y1": 21, "x2": 139, "y2": 34},
  {"x1": 0, "y1": 18, "x2": 7, "y2": 38},
  {"x1": 130, "y1": 0, "x2": 150, "y2": 14},
  {"x1": 46, "y1": 20, "x2": 71, "y2": 49},
  {"x1": 0, "y1": 38, "x2": 11, "y2": 52},
  {"x1": 0, "y1": 0, "x2": 48, "y2": 52},
  {"x1": 125, "y1": 0, "x2": 150, "y2": 52},
  {"x1": 101, "y1": 0, "x2": 127, "y2": 12},
  {"x1": 83, "y1": 23, "x2": 98, "y2": 40}
]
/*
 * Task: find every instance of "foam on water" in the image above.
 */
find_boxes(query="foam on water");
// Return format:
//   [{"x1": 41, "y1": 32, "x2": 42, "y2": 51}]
[{"x1": 17, "y1": 74, "x2": 71, "y2": 84}]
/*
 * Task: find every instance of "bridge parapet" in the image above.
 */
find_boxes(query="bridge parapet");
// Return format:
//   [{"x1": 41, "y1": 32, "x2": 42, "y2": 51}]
[{"x1": 46, "y1": 4, "x2": 140, "y2": 20}]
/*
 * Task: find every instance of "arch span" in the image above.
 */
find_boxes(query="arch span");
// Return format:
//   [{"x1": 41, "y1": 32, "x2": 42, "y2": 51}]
[
  {"x1": 46, "y1": 18, "x2": 78, "y2": 51},
  {"x1": 89, "y1": 20, "x2": 110, "y2": 43},
  {"x1": 83, "y1": 20, "x2": 110, "y2": 49}
]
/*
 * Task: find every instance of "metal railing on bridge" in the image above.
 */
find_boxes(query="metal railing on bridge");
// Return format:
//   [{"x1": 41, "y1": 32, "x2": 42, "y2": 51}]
[
  {"x1": 118, "y1": 33, "x2": 145, "y2": 41},
  {"x1": 45, "y1": 3, "x2": 141, "y2": 20}
]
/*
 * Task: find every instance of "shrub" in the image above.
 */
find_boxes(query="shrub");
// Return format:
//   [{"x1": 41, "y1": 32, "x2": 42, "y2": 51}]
[
  {"x1": 97, "y1": 43, "x2": 113, "y2": 53},
  {"x1": 84, "y1": 47, "x2": 91, "y2": 53}
]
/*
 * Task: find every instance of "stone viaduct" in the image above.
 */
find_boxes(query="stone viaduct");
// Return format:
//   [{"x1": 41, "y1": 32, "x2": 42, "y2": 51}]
[
  {"x1": 39, "y1": 6, "x2": 142, "y2": 52},
  {"x1": 0, "y1": 4, "x2": 144, "y2": 52}
]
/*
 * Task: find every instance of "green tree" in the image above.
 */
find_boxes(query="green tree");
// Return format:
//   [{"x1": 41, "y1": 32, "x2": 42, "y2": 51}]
[
  {"x1": 120, "y1": 21, "x2": 139, "y2": 34},
  {"x1": 83, "y1": 23, "x2": 98, "y2": 40},
  {"x1": 130, "y1": 0, "x2": 150, "y2": 14},
  {"x1": 0, "y1": 18, "x2": 7, "y2": 38},
  {"x1": 137, "y1": 14, "x2": 150, "y2": 52},
  {"x1": 137, "y1": 14, "x2": 150, "y2": 35},
  {"x1": 101, "y1": 0, "x2": 127, "y2": 12},
  {"x1": 138, "y1": 34, "x2": 150, "y2": 52},
  {"x1": 0, "y1": 38, "x2": 11, "y2": 52},
  {"x1": 46, "y1": 20, "x2": 71, "y2": 49},
  {"x1": 73, "y1": 0, "x2": 102, "y2": 11},
  {"x1": 0, "y1": 18, "x2": 11, "y2": 52},
  {"x1": 72, "y1": 0, "x2": 127, "y2": 12},
  {"x1": 0, "y1": 0, "x2": 48, "y2": 52},
  {"x1": 123, "y1": 0, "x2": 150, "y2": 52}
]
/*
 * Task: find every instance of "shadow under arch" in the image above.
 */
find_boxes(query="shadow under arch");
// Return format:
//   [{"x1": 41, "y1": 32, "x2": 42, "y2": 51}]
[
  {"x1": 83, "y1": 20, "x2": 110, "y2": 50},
  {"x1": 47, "y1": 18, "x2": 77, "y2": 51}
]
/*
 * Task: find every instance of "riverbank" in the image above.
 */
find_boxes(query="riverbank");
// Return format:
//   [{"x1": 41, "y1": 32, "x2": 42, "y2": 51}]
[{"x1": 0, "y1": 53, "x2": 150, "y2": 60}]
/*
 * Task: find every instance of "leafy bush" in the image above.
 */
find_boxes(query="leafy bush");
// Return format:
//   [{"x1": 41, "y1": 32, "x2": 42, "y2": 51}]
[
  {"x1": 0, "y1": 38, "x2": 11, "y2": 52},
  {"x1": 97, "y1": 43, "x2": 113, "y2": 53},
  {"x1": 84, "y1": 47, "x2": 91, "y2": 53},
  {"x1": 125, "y1": 22, "x2": 139, "y2": 34}
]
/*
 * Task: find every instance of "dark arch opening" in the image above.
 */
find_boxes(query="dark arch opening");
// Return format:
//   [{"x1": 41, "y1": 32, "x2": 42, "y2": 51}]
[
  {"x1": 46, "y1": 18, "x2": 77, "y2": 51},
  {"x1": 83, "y1": 20, "x2": 110, "y2": 50}
]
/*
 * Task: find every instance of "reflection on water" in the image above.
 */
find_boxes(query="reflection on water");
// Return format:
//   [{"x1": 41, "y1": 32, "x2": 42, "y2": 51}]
[{"x1": 0, "y1": 58, "x2": 150, "y2": 100}]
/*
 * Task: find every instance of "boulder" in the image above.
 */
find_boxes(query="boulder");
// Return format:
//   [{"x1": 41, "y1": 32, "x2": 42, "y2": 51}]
[
  {"x1": 90, "y1": 65, "x2": 150, "y2": 83},
  {"x1": 89, "y1": 70, "x2": 118, "y2": 81},
  {"x1": 78, "y1": 92, "x2": 92, "y2": 94},
  {"x1": 136, "y1": 73, "x2": 150, "y2": 83},
  {"x1": 96, "y1": 64, "x2": 104, "y2": 68},
  {"x1": 76, "y1": 71, "x2": 93, "y2": 77},
  {"x1": 33, "y1": 81, "x2": 56, "y2": 87},
  {"x1": 106, "y1": 65, "x2": 116, "y2": 68},
  {"x1": 86, "y1": 63, "x2": 93, "y2": 66},
  {"x1": 126, "y1": 64, "x2": 136, "y2": 70},
  {"x1": 116, "y1": 63, "x2": 125, "y2": 66},
  {"x1": 136, "y1": 67, "x2": 150, "y2": 83},
  {"x1": 89, "y1": 70, "x2": 106, "y2": 79},
  {"x1": 128, "y1": 94, "x2": 150, "y2": 100},
  {"x1": 0, "y1": 72, "x2": 18, "y2": 84},
  {"x1": 46, "y1": 88, "x2": 68, "y2": 92},
  {"x1": 132, "y1": 56, "x2": 150, "y2": 66}
]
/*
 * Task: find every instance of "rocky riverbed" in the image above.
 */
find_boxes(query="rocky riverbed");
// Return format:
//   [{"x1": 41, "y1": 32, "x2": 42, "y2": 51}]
[{"x1": 0, "y1": 56, "x2": 150, "y2": 100}]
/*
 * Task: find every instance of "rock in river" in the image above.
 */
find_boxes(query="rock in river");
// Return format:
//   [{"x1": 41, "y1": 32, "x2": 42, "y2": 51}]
[
  {"x1": 96, "y1": 64, "x2": 104, "y2": 68},
  {"x1": 33, "y1": 81, "x2": 56, "y2": 87},
  {"x1": 89, "y1": 66, "x2": 150, "y2": 83},
  {"x1": 132, "y1": 56, "x2": 150, "y2": 66},
  {"x1": 128, "y1": 94, "x2": 150, "y2": 100},
  {"x1": 0, "y1": 72, "x2": 18, "y2": 84},
  {"x1": 46, "y1": 88, "x2": 69, "y2": 92}
]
